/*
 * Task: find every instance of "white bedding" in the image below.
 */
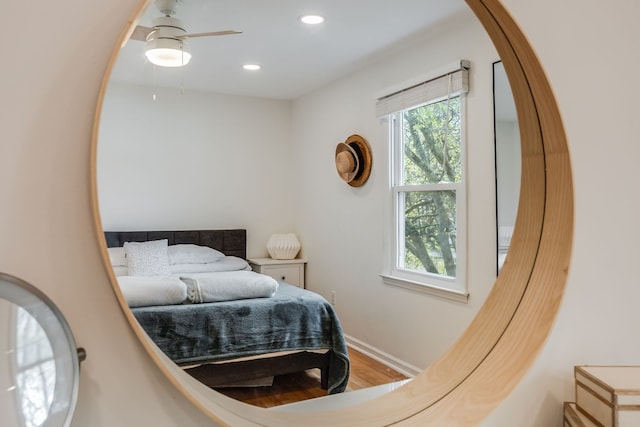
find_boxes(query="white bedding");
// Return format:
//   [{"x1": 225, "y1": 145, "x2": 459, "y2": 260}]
[
  {"x1": 111, "y1": 245, "x2": 267, "y2": 306},
  {"x1": 169, "y1": 256, "x2": 250, "y2": 274},
  {"x1": 117, "y1": 270, "x2": 278, "y2": 307},
  {"x1": 180, "y1": 271, "x2": 279, "y2": 303},
  {"x1": 112, "y1": 255, "x2": 250, "y2": 277},
  {"x1": 117, "y1": 276, "x2": 187, "y2": 308}
]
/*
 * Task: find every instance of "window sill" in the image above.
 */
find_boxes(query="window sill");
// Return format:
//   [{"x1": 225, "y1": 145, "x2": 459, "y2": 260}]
[{"x1": 380, "y1": 274, "x2": 469, "y2": 303}]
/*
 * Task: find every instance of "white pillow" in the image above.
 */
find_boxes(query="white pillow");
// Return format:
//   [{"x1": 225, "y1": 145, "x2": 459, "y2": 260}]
[
  {"x1": 168, "y1": 244, "x2": 225, "y2": 264},
  {"x1": 107, "y1": 247, "x2": 127, "y2": 267},
  {"x1": 124, "y1": 240, "x2": 171, "y2": 277}
]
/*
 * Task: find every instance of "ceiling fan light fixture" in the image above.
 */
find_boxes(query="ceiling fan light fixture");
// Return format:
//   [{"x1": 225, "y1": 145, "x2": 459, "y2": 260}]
[
  {"x1": 299, "y1": 14, "x2": 324, "y2": 25},
  {"x1": 145, "y1": 38, "x2": 192, "y2": 67}
]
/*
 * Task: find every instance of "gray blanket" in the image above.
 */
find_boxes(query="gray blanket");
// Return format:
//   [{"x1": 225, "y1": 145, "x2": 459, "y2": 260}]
[{"x1": 131, "y1": 282, "x2": 349, "y2": 393}]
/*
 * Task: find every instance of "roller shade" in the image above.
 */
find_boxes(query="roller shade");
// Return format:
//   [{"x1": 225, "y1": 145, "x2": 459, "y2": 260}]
[{"x1": 376, "y1": 60, "x2": 470, "y2": 117}]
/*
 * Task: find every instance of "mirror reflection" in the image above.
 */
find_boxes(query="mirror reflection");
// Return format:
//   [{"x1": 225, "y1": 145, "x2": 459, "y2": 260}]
[
  {"x1": 1, "y1": 301, "x2": 55, "y2": 427},
  {"x1": 493, "y1": 61, "x2": 521, "y2": 273},
  {"x1": 0, "y1": 273, "x2": 82, "y2": 427},
  {"x1": 97, "y1": 0, "x2": 505, "y2": 409}
]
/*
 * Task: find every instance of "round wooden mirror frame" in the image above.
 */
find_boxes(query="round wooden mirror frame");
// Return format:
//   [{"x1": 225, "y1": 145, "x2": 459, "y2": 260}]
[{"x1": 91, "y1": 0, "x2": 572, "y2": 425}]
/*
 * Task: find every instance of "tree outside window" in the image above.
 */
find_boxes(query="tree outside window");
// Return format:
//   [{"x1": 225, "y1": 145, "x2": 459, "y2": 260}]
[
  {"x1": 399, "y1": 97, "x2": 461, "y2": 277},
  {"x1": 391, "y1": 94, "x2": 465, "y2": 293}
]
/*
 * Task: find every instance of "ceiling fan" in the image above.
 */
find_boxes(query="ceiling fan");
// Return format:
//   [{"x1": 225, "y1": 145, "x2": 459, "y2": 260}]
[{"x1": 130, "y1": 0, "x2": 242, "y2": 67}]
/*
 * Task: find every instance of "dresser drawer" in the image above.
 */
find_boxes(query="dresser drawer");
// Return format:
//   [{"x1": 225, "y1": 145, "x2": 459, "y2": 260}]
[{"x1": 261, "y1": 265, "x2": 303, "y2": 287}]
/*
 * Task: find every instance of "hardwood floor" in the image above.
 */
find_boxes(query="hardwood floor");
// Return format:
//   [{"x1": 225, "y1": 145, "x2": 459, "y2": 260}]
[{"x1": 213, "y1": 347, "x2": 410, "y2": 408}]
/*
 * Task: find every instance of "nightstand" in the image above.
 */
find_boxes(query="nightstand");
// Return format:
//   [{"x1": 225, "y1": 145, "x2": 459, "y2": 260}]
[{"x1": 248, "y1": 258, "x2": 306, "y2": 288}]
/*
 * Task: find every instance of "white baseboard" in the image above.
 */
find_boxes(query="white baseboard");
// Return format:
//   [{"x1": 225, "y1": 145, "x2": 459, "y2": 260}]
[{"x1": 344, "y1": 334, "x2": 422, "y2": 378}]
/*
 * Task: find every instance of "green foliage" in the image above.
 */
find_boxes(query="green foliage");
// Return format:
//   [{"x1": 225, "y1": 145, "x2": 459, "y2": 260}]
[{"x1": 400, "y1": 97, "x2": 461, "y2": 277}]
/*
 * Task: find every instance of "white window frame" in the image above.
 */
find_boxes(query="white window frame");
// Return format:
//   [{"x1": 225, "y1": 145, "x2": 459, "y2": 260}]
[{"x1": 379, "y1": 61, "x2": 469, "y2": 303}]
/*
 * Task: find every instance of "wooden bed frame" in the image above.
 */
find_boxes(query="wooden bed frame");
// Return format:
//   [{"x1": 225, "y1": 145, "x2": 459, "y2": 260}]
[{"x1": 104, "y1": 229, "x2": 335, "y2": 391}]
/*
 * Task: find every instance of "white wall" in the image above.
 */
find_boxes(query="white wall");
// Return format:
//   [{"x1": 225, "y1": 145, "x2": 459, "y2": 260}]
[
  {"x1": 2, "y1": 1, "x2": 640, "y2": 426},
  {"x1": 1, "y1": 1, "x2": 217, "y2": 425},
  {"x1": 496, "y1": 119, "x2": 520, "y2": 228},
  {"x1": 98, "y1": 83, "x2": 294, "y2": 257},
  {"x1": 479, "y1": 1, "x2": 640, "y2": 425},
  {"x1": 291, "y1": 12, "x2": 498, "y2": 370}
]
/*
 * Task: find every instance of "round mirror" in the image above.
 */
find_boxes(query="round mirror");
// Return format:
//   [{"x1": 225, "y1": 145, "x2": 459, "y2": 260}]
[
  {"x1": 91, "y1": 0, "x2": 572, "y2": 425},
  {"x1": 96, "y1": 0, "x2": 496, "y2": 407},
  {"x1": 0, "y1": 273, "x2": 84, "y2": 427}
]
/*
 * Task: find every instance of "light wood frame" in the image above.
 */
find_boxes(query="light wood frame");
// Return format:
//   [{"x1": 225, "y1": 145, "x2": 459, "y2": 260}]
[{"x1": 90, "y1": 0, "x2": 573, "y2": 425}]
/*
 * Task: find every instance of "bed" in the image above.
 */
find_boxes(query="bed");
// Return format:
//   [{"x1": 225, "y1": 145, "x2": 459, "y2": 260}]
[{"x1": 104, "y1": 229, "x2": 350, "y2": 394}]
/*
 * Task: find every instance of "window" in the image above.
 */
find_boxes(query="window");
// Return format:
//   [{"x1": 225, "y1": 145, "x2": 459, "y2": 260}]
[{"x1": 378, "y1": 61, "x2": 469, "y2": 301}]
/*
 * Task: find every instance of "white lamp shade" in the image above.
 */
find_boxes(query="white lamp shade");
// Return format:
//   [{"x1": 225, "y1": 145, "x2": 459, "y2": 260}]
[
  {"x1": 266, "y1": 234, "x2": 301, "y2": 260},
  {"x1": 145, "y1": 38, "x2": 192, "y2": 67}
]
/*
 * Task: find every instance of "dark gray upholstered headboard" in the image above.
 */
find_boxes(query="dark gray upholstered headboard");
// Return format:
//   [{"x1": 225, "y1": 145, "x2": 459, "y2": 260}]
[{"x1": 104, "y1": 229, "x2": 246, "y2": 259}]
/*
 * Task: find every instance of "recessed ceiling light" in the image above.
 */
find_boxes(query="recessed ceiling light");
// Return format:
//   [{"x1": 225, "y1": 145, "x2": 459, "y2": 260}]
[
  {"x1": 243, "y1": 64, "x2": 261, "y2": 71},
  {"x1": 299, "y1": 14, "x2": 324, "y2": 25}
]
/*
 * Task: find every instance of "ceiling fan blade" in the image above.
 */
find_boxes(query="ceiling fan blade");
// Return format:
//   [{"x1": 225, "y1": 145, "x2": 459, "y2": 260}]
[
  {"x1": 180, "y1": 30, "x2": 243, "y2": 39},
  {"x1": 130, "y1": 25, "x2": 153, "y2": 41}
]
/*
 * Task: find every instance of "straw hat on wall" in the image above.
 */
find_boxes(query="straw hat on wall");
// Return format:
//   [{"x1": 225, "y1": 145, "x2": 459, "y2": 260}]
[{"x1": 335, "y1": 134, "x2": 372, "y2": 187}]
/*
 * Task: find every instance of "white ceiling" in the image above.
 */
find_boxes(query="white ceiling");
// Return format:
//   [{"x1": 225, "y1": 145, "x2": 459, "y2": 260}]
[{"x1": 109, "y1": 0, "x2": 470, "y2": 100}]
